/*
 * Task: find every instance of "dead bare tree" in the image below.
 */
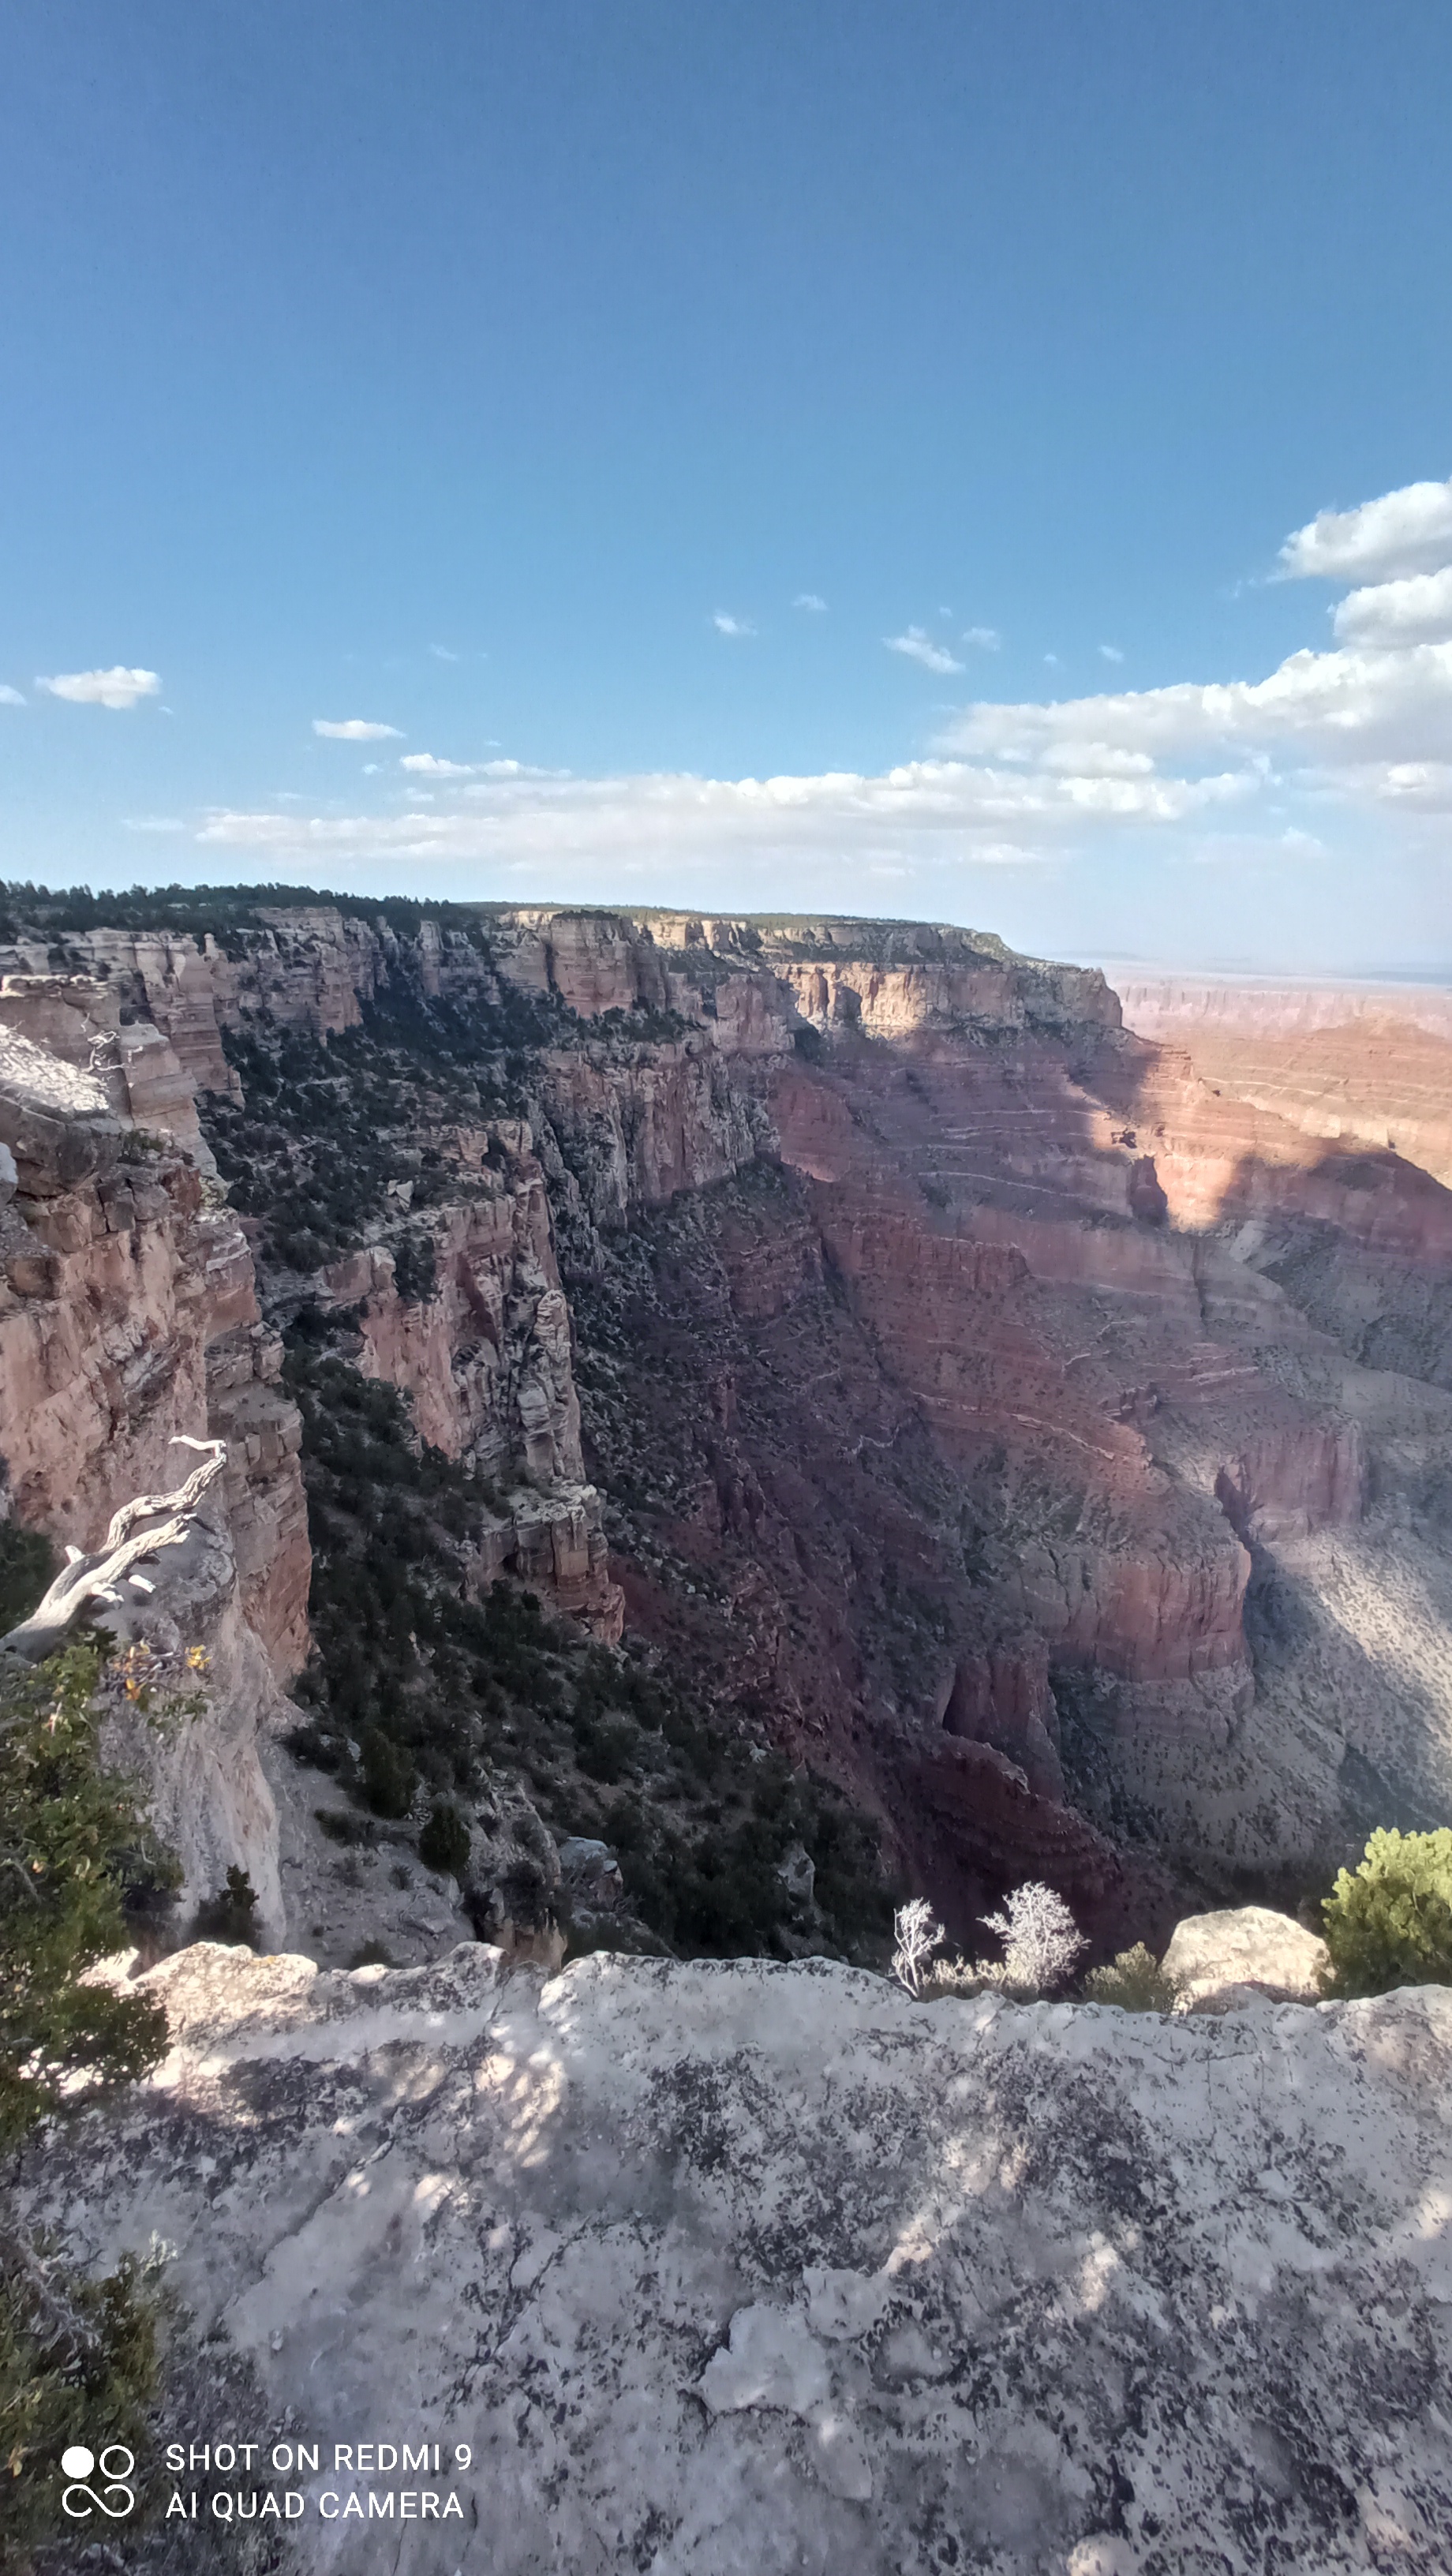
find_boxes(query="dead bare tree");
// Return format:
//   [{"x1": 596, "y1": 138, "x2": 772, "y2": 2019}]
[{"x1": 1, "y1": 1437, "x2": 226, "y2": 1664}]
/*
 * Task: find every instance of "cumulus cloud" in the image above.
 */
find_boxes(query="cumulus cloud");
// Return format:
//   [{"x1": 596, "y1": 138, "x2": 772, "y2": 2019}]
[
  {"x1": 1333, "y1": 564, "x2": 1452, "y2": 647},
  {"x1": 430, "y1": 644, "x2": 461, "y2": 661},
  {"x1": 37, "y1": 666, "x2": 160, "y2": 710},
  {"x1": 941, "y1": 641, "x2": 1452, "y2": 777},
  {"x1": 170, "y1": 476, "x2": 1452, "y2": 937},
  {"x1": 1098, "y1": 644, "x2": 1125, "y2": 665},
  {"x1": 962, "y1": 627, "x2": 1001, "y2": 651},
  {"x1": 792, "y1": 593, "x2": 828, "y2": 612},
  {"x1": 885, "y1": 627, "x2": 964, "y2": 675},
  {"x1": 313, "y1": 717, "x2": 404, "y2": 740},
  {"x1": 1279, "y1": 474, "x2": 1452, "y2": 583},
  {"x1": 193, "y1": 751, "x2": 1257, "y2": 881},
  {"x1": 0, "y1": 684, "x2": 23, "y2": 706},
  {"x1": 713, "y1": 613, "x2": 755, "y2": 638}
]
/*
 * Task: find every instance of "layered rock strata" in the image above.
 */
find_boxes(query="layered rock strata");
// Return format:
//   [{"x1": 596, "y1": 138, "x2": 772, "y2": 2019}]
[
  {"x1": 0, "y1": 1020, "x2": 308, "y2": 1670},
  {"x1": 6, "y1": 897, "x2": 1452, "y2": 1948},
  {"x1": 1117, "y1": 971, "x2": 1452, "y2": 1190},
  {"x1": 26, "y1": 1941, "x2": 1452, "y2": 2574}
]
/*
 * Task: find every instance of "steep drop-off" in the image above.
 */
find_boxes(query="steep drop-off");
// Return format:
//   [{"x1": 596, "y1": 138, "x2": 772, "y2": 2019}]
[{"x1": 3, "y1": 889, "x2": 1450, "y2": 1967}]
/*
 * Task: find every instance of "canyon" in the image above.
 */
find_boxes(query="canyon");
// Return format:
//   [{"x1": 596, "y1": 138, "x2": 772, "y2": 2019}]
[{"x1": 2, "y1": 894, "x2": 1450, "y2": 1968}]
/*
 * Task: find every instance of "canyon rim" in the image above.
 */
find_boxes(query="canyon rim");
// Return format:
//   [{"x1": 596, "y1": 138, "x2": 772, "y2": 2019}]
[{"x1": 3, "y1": 888, "x2": 1451, "y2": 2573}]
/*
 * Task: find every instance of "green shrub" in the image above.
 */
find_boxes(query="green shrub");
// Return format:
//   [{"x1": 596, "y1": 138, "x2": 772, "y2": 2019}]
[
  {"x1": 1083, "y1": 1942, "x2": 1182, "y2": 2013},
  {"x1": 0, "y1": 1522, "x2": 55, "y2": 1636},
  {"x1": 392, "y1": 1229, "x2": 438, "y2": 1305},
  {"x1": 0, "y1": 2231, "x2": 168, "y2": 2566},
  {"x1": 418, "y1": 1801, "x2": 470, "y2": 1876},
  {"x1": 0, "y1": 1646, "x2": 174, "y2": 2559},
  {"x1": 191, "y1": 1866, "x2": 260, "y2": 1949},
  {"x1": 360, "y1": 1725, "x2": 417, "y2": 1820},
  {"x1": 0, "y1": 1643, "x2": 171, "y2": 2147},
  {"x1": 1321, "y1": 1828, "x2": 1452, "y2": 1998},
  {"x1": 315, "y1": 1807, "x2": 376, "y2": 1847}
]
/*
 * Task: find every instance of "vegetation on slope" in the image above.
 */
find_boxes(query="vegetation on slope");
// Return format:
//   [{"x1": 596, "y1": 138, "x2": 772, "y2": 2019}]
[
  {"x1": 282, "y1": 1315, "x2": 889, "y2": 1960},
  {"x1": 0, "y1": 1624, "x2": 175, "y2": 2567}
]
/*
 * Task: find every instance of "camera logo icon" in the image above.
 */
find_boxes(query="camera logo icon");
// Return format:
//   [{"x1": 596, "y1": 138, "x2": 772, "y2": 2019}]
[{"x1": 61, "y1": 2443, "x2": 137, "y2": 2519}]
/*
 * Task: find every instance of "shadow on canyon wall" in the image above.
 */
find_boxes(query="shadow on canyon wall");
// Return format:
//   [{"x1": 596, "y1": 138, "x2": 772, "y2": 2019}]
[{"x1": 3, "y1": 895, "x2": 1450, "y2": 1971}]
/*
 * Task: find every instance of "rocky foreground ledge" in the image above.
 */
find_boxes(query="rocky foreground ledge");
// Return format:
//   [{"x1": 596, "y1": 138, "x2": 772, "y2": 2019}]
[{"x1": 26, "y1": 1945, "x2": 1452, "y2": 2574}]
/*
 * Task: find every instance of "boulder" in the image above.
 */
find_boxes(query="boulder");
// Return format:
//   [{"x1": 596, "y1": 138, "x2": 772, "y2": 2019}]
[{"x1": 1162, "y1": 1903, "x2": 1330, "y2": 2011}]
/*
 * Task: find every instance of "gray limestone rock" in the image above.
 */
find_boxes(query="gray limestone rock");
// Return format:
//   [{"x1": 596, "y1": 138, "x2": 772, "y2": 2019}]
[{"x1": 22, "y1": 1943, "x2": 1452, "y2": 2574}]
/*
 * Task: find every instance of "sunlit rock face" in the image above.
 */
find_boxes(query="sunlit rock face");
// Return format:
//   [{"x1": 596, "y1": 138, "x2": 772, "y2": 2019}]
[
  {"x1": 1117, "y1": 972, "x2": 1452, "y2": 1193},
  {"x1": 6, "y1": 897, "x2": 1452, "y2": 1950},
  {"x1": 0, "y1": 1020, "x2": 309, "y2": 1672},
  {"x1": 28, "y1": 1941, "x2": 1452, "y2": 2574}
]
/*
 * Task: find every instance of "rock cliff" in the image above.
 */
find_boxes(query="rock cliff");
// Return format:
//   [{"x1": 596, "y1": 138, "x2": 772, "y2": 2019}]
[
  {"x1": 0, "y1": 1017, "x2": 309, "y2": 1672},
  {"x1": 23, "y1": 1940, "x2": 1452, "y2": 2573},
  {"x1": 1117, "y1": 971, "x2": 1452, "y2": 1193},
  {"x1": 4, "y1": 890, "x2": 1450, "y2": 1967}
]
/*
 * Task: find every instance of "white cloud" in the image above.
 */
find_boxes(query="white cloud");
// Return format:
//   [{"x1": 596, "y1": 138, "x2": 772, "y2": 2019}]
[
  {"x1": 466, "y1": 758, "x2": 567, "y2": 781},
  {"x1": 1333, "y1": 564, "x2": 1452, "y2": 647},
  {"x1": 792, "y1": 593, "x2": 828, "y2": 613},
  {"x1": 165, "y1": 477, "x2": 1452, "y2": 949},
  {"x1": 430, "y1": 644, "x2": 461, "y2": 661},
  {"x1": 1, "y1": 683, "x2": 24, "y2": 706},
  {"x1": 37, "y1": 666, "x2": 160, "y2": 710},
  {"x1": 1331, "y1": 758, "x2": 1452, "y2": 812},
  {"x1": 1098, "y1": 644, "x2": 1125, "y2": 665},
  {"x1": 313, "y1": 717, "x2": 404, "y2": 740},
  {"x1": 122, "y1": 814, "x2": 185, "y2": 833},
  {"x1": 885, "y1": 627, "x2": 964, "y2": 676},
  {"x1": 192, "y1": 751, "x2": 1256, "y2": 880},
  {"x1": 713, "y1": 613, "x2": 756, "y2": 638},
  {"x1": 1278, "y1": 475, "x2": 1452, "y2": 583},
  {"x1": 941, "y1": 640, "x2": 1452, "y2": 779},
  {"x1": 962, "y1": 627, "x2": 1001, "y2": 651}
]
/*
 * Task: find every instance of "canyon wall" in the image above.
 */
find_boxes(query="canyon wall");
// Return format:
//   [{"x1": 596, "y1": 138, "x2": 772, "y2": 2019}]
[
  {"x1": 1117, "y1": 970, "x2": 1452, "y2": 1191},
  {"x1": 0, "y1": 1014, "x2": 309, "y2": 1934},
  {"x1": 0, "y1": 1013, "x2": 309, "y2": 1668},
  {"x1": 5, "y1": 895, "x2": 1451, "y2": 1955}
]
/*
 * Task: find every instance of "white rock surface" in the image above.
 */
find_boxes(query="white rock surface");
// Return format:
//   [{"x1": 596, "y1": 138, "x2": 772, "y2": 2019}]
[
  {"x1": 25, "y1": 1945, "x2": 1452, "y2": 2573},
  {"x1": 1162, "y1": 1902, "x2": 1331, "y2": 2009}
]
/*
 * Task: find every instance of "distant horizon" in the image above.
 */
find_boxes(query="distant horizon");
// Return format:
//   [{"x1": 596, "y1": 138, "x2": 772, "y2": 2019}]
[
  {"x1": 4, "y1": 6, "x2": 1452, "y2": 977},
  {"x1": 5, "y1": 869, "x2": 1451, "y2": 993}
]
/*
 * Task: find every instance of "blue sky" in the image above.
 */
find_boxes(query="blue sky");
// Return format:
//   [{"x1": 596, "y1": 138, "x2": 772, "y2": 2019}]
[{"x1": 2, "y1": 1, "x2": 1451, "y2": 972}]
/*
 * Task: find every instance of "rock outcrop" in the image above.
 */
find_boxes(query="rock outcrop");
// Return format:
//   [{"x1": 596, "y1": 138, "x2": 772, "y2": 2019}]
[
  {"x1": 0, "y1": 1020, "x2": 309, "y2": 1671},
  {"x1": 1117, "y1": 971, "x2": 1452, "y2": 1191},
  {"x1": 322, "y1": 1122, "x2": 621, "y2": 1636},
  {"x1": 25, "y1": 1941, "x2": 1452, "y2": 2572},
  {"x1": 1161, "y1": 1903, "x2": 1332, "y2": 2011}
]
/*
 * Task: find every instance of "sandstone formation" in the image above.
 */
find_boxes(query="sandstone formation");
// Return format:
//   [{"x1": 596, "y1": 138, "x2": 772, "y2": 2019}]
[
  {"x1": 24, "y1": 1941, "x2": 1452, "y2": 2572},
  {"x1": 4, "y1": 893, "x2": 1451, "y2": 1968},
  {"x1": 0, "y1": 1017, "x2": 309, "y2": 1670},
  {"x1": 1117, "y1": 971, "x2": 1452, "y2": 1192}
]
